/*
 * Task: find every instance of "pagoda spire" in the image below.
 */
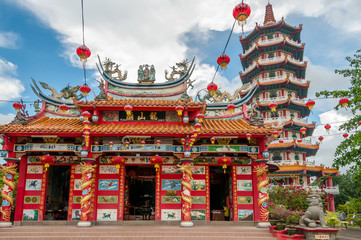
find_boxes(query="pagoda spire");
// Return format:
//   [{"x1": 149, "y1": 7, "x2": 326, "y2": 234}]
[{"x1": 263, "y1": 2, "x2": 276, "y2": 26}]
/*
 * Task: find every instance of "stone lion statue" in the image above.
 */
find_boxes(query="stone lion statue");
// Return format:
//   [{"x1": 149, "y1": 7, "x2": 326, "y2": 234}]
[{"x1": 299, "y1": 194, "x2": 326, "y2": 228}]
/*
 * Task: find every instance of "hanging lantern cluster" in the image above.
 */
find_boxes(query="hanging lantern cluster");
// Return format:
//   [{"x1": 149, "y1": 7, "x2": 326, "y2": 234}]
[
  {"x1": 306, "y1": 99, "x2": 315, "y2": 110},
  {"x1": 80, "y1": 84, "x2": 91, "y2": 97},
  {"x1": 227, "y1": 104, "x2": 236, "y2": 114},
  {"x1": 124, "y1": 105, "x2": 133, "y2": 116},
  {"x1": 269, "y1": 102, "x2": 278, "y2": 112},
  {"x1": 59, "y1": 104, "x2": 69, "y2": 114},
  {"x1": 217, "y1": 54, "x2": 230, "y2": 70},
  {"x1": 196, "y1": 113, "x2": 205, "y2": 123},
  {"x1": 217, "y1": 156, "x2": 232, "y2": 173},
  {"x1": 149, "y1": 155, "x2": 163, "y2": 171},
  {"x1": 232, "y1": 2, "x2": 251, "y2": 32},
  {"x1": 13, "y1": 101, "x2": 23, "y2": 112},
  {"x1": 300, "y1": 127, "x2": 307, "y2": 135},
  {"x1": 207, "y1": 82, "x2": 218, "y2": 96},
  {"x1": 339, "y1": 97, "x2": 349, "y2": 108},
  {"x1": 76, "y1": 45, "x2": 91, "y2": 64},
  {"x1": 111, "y1": 156, "x2": 125, "y2": 172},
  {"x1": 175, "y1": 105, "x2": 184, "y2": 116},
  {"x1": 40, "y1": 155, "x2": 55, "y2": 172}
]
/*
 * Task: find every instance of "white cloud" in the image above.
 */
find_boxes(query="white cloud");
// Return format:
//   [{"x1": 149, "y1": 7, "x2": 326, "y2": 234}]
[
  {"x1": 0, "y1": 58, "x2": 25, "y2": 100},
  {"x1": 0, "y1": 31, "x2": 20, "y2": 49},
  {"x1": 308, "y1": 110, "x2": 352, "y2": 173},
  {"x1": 0, "y1": 113, "x2": 15, "y2": 125}
]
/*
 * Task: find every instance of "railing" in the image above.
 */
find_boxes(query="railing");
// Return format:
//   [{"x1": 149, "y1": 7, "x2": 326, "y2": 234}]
[{"x1": 268, "y1": 160, "x2": 316, "y2": 167}]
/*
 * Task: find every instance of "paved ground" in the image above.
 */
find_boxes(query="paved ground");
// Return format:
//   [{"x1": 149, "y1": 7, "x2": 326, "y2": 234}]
[{"x1": 337, "y1": 227, "x2": 361, "y2": 240}]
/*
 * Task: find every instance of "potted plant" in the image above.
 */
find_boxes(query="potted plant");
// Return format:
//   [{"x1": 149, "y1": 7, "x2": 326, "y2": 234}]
[{"x1": 286, "y1": 211, "x2": 301, "y2": 235}]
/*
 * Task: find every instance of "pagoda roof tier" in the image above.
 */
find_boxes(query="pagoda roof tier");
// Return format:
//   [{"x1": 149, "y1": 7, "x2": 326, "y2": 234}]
[
  {"x1": 240, "y1": 19, "x2": 302, "y2": 51},
  {"x1": 240, "y1": 57, "x2": 307, "y2": 81},
  {"x1": 0, "y1": 117, "x2": 274, "y2": 137},
  {"x1": 76, "y1": 98, "x2": 205, "y2": 111},
  {"x1": 265, "y1": 118, "x2": 316, "y2": 136},
  {"x1": 240, "y1": 38, "x2": 305, "y2": 69},
  {"x1": 270, "y1": 162, "x2": 338, "y2": 176},
  {"x1": 239, "y1": 77, "x2": 309, "y2": 99},
  {"x1": 256, "y1": 97, "x2": 311, "y2": 117},
  {"x1": 268, "y1": 140, "x2": 319, "y2": 157}
]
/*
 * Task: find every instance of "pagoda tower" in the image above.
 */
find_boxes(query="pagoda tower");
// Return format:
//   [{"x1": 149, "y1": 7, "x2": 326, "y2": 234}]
[{"x1": 239, "y1": 3, "x2": 320, "y2": 187}]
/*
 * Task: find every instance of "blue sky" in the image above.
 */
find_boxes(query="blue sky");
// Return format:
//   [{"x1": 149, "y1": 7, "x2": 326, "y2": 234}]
[{"x1": 0, "y1": 0, "x2": 360, "y2": 169}]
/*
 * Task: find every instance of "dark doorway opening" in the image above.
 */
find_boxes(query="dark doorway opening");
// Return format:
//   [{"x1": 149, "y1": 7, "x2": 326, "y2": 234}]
[
  {"x1": 210, "y1": 166, "x2": 230, "y2": 221},
  {"x1": 125, "y1": 166, "x2": 156, "y2": 220},
  {"x1": 45, "y1": 165, "x2": 71, "y2": 220}
]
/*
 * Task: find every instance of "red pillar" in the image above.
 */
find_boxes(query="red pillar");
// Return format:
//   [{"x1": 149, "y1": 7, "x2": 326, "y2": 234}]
[
  {"x1": 0, "y1": 158, "x2": 20, "y2": 227},
  {"x1": 118, "y1": 164, "x2": 125, "y2": 221},
  {"x1": 328, "y1": 177, "x2": 335, "y2": 212},
  {"x1": 179, "y1": 160, "x2": 193, "y2": 227},
  {"x1": 14, "y1": 156, "x2": 27, "y2": 222},
  {"x1": 77, "y1": 158, "x2": 96, "y2": 227}
]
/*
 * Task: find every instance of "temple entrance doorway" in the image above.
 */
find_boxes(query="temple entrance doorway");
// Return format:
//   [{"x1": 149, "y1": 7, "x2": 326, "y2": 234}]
[
  {"x1": 44, "y1": 165, "x2": 71, "y2": 220},
  {"x1": 124, "y1": 166, "x2": 156, "y2": 220},
  {"x1": 210, "y1": 166, "x2": 231, "y2": 221}
]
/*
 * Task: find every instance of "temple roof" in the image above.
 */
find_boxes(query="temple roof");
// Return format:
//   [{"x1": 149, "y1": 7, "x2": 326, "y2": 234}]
[
  {"x1": 264, "y1": 3, "x2": 276, "y2": 26},
  {"x1": 274, "y1": 162, "x2": 338, "y2": 175},
  {"x1": 0, "y1": 117, "x2": 274, "y2": 137}
]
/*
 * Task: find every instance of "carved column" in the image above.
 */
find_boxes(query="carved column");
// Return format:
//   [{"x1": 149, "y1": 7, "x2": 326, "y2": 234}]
[
  {"x1": 178, "y1": 159, "x2": 193, "y2": 227},
  {"x1": 0, "y1": 158, "x2": 19, "y2": 228},
  {"x1": 254, "y1": 159, "x2": 269, "y2": 228},
  {"x1": 77, "y1": 158, "x2": 96, "y2": 227}
]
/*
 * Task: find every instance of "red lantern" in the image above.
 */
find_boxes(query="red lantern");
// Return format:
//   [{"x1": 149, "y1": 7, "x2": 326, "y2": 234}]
[
  {"x1": 279, "y1": 139, "x2": 284, "y2": 144},
  {"x1": 181, "y1": 138, "x2": 186, "y2": 145},
  {"x1": 217, "y1": 54, "x2": 230, "y2": 70},
  {"x1": 339, "y1": 97, "x2": 349, "y2": 108},
  {"x1": 269, "y1": 102, "x2": 278, "y2": 112},
  {"x1": 13, "y1": 102, "x2": 23, "y2": 112},
  {"x1": 343, "y1": 133, "x2": 349, "y2": 138},
  {"x1": 109, "y1": 141, "x2": 114, "y2": 148},
  {"x1": 324, "y1": 124, "x2": 331, "y2": 132},
  {"x1": 83, "y1": 126, "x2": 90, "y2": 135},
  {"x1": 124, "y1": 105, "x2": 133, "y2": 116},
  {"x1": 297, "y1": 139, "x2": 302, "y2": 143},
  {"x1": 233, "y1": 2, "x2": 251, "y2": 32},
  {"x1": 40, "y1": 155, "x2": 55, "y2": 172},
  {"x1": 156, "y1": 140, "x2": 161, "y2": 146},
  {"x1": 80, "y1": 84, "x2": 91, "y2": 96},
  {"x1": 272, "y1": 130, "x2": 279, "y2": 138},
  {"x1": 141, "y1": 140, "x2": 146, "y2": 147},
  {"x1": 246, "y1": 133, "x2": 251, "y2": 141},
  {"x1": 227, "y1": 104, "x2": 236, "y2": 114},
  {"x1": 59, "y1": 104, "x2": 69, "y2": 114},
  {"x1": 83, "y1": 120, "x2": 90, "y2": 127},
  {"x1": 195, "y1": 123, "x2": 202, "y2": 132},
  {"x1": 197, "y1": 113, "x2": 205, "y2": 123},
  {"x1": 125, "y1": 141, "x2": 130, "y2": 148},
  {"x1": 211, "y1": 136, "x2": 216, "y2": 144},
  {"x1": 175, "y1": 105, "x2": 184, "y2": 116},
  {"x1": 217, "y1": 156, "x2": 232, "y2": 173},
  {"x1": 149, "y1": 155, "x2": 163, "y2": 171},
  {"x1": 82, "y1": 111, "x2": 91, "y2": 120},
  {"x1": 318, "y1": 136, "x2": 324, "y2": 142},
  {"x1": 192, "y1": 129, "x2": 199, "y2": 137},
  {"x1": 300, "y1": 127, "x2": 307, "y2": 135},
  {"x1": 111, "y1": 156, "x2": 125, "y2": 171},
  {"x1": 306, "y1": 99, "x2": 315, "y2": 110},
  {"x1": 76, "y1": 45, "x2": 91, "y2": 63},
  {"x1": 207, "y1": 82, "x2": 218, "y2": 96},
  {"x1": 191, "y1": 135, "x2": 197, "y2": 142}
]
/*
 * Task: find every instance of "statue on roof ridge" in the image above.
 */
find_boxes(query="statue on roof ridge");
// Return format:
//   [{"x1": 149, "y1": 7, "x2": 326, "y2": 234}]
[
  {"x1": 94, "y1": 79, "x2": 108, "y2": 100},
  {"x1": 39, "y1": 82, "x2": 83, "y2": 100},
  {"x1": 103, "y1": 57, "x2": 127, "y2": 81},
  {"x1": 165, "y1": 59, "x2": 189, "y2": 81},
  {"x1": 138, "y1": 64, "x2": 156, "y2": 84}
]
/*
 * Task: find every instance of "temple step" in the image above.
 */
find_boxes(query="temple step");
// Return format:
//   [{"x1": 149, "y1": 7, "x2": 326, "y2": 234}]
[{"x1": 0, "y1": 225, "x2": 276, "y2": 240}]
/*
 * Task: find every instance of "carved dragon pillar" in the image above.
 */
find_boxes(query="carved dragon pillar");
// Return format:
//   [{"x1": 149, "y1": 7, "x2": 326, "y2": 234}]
[
  {"x1": 178, "y1": 160, "x2": 193, "y2": 227},
  {"x1": 0, "y1": 158, "x2": 19, "y2": 228},
  {"x1": 77, "y1": 158, "x2": 96, "y2": 227}
]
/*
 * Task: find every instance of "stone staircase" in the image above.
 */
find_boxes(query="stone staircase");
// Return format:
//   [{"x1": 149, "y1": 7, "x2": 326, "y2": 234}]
[{"x1": 0, "y1": 223, "x2": 277, "y2": 240}]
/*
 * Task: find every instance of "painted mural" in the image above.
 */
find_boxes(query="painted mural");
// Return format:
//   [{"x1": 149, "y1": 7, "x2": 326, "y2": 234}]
[
  {"x1": 72, "y1": 209, "x2": 81, "y2": 220},
  {"x1": 191, "y1": 180, "x2": 205, "y2": 191},
  {"x1": 98, "y1": 196, "x2": 118, "y2": 204},
  {"x1": 25, "y1": 179, "x2": 42, "y2": 190},
  {"x1": 99, "y1": 165, "x2": 118, "y2": 174},
  {"x1": 161, "y1": 180, "x2": 181, "y2": 191},
  {"x1": 192, "y1": 166, "x2": 205, "y2": 174},
  {"x1": 238, "y1": 209, "x2": 253, "y2": 221},
  {"x1": 236, "y1": 166, "x2": 252, "y2": 175},
  {"x1": 161, "y1": 196, "x2": 181, "y2": 204},
  {"x1": 23, "y1": 209, "x2": 39, "y2": 221},
  {"x1": 237, "y1": 180, "x2": 252, "y2": 191},
  {"x1": 238, "y1": 196, "x2": 253, "y2": 204},
  {"x1": 161, "y1": 209, "x2": 181, "y2": 221},
  {"x1": 24, "y1": 196, "x2": 40, "y2": 204},
  {"x1": 192, "y1": 196, "x2": 206, "y2": 204},
  {"x1": 97, "y1": 209, "x2": 118, "y2": 221},
  {"x1": 27, "y1": 165, "x2": 43, "y2": 174},
  {"x1": 99, "y1": 179, "x2": 119, "y2": 190},
  {"x1": 74, "y1": 179, "x2": 82, "y2": 190},
  {"x1": 191, "y1": 209, "x2": 206, "y2": 220},
  {"x1": 162, "y1": 165, "x2": 181, "y2": 174}
]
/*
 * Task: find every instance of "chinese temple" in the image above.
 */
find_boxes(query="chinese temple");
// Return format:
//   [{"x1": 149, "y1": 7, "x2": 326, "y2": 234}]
[{"x1": 0, "y1": 2, "x2": 337, "y2": 228}]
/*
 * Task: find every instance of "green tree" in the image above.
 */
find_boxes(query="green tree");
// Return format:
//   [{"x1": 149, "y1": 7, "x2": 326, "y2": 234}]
[
  {"x1": 333, "y1": 171, "x2": 361, "y2": 207},
  {"x1": 316, "y1": 49, "x2": 361, "y2": 173}
]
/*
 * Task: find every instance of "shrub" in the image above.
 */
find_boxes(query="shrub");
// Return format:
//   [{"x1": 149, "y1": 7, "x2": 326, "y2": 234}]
[{"x1": 325, "y1": 211, "x2": 341, "y2": 228}]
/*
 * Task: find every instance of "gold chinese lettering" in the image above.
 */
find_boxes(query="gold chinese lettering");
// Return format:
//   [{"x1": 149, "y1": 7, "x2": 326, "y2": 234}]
[
  {"x1": 137, "y1": 112, "x2": 146, "y2": 120},
  {"x1": 126, "y1": 112, "x2": 134, "y2": 120},
  {"x1": 150, "y1": 112, "x2": 158, "y2": 120}
]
